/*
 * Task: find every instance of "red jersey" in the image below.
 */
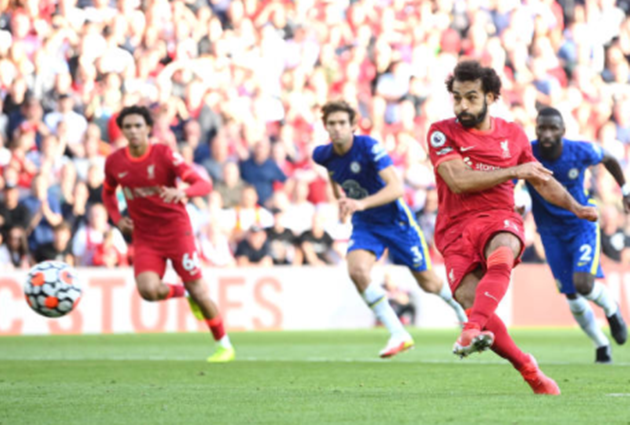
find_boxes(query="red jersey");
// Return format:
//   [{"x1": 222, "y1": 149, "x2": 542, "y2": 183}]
[
  {"x1": 103, "y1": 144, "x2": 199, "y2": 243},
  {"x1": 426, "y1": 117, "x2": 537, "y2": 251}
]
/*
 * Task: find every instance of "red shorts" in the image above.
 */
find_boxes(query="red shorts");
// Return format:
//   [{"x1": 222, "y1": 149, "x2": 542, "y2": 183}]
[
  {"x1": 133, "y1": 235, "x2": 203, "y2": 283},
  {"x1": 441, "y1": 211, "x2": 525, "y2": 291}
]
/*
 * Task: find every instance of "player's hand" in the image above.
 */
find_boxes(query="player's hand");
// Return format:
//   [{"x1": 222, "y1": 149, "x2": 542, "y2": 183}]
[
  {"x1": 339, "y1": 198, "x2": 365, "y2": 217},
  {"x1": 573, "y1": 205, "x2": 598, "y2": 222},
  {"x1": 159, "y1": 186, "x2": 186, "y2": 204},
  {"x1": 117, "y1": 217, "x2": 134, "y2": 235},
  {"x1": 623, "y1": 195, "x2": 630, "y2": 214},
  {"x1": 513, "y1": 162, "x2": 553, "y2": 183}
]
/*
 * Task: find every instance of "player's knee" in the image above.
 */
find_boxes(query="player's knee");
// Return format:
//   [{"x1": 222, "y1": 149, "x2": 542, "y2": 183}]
[
  {"x1": 573, "y1": 273, "x2": 594, "y2": 296},
  {"x1": 348, "y1": 265, "x2": 371, "y2": 288},
  {"x1": 183, "y1": 279, "x2": 207, "y2": 299},
  {"x1": 413, "y1": 271, "x2": 441, "y2": 294},
  {"x1": 138, "y1": 286, "x2": 161, "y2": 301}
]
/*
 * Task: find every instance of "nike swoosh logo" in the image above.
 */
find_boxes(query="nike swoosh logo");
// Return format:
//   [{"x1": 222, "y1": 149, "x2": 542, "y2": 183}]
[
  {"x1": 484, "y1": 292, "x2": 499, "y2": 302},
  {"x1": 460, "y1": 146, "x2": 475, "y2": 152},
  {"x1": 118, "y1": 172, "x2": 129, "y2": 178}
]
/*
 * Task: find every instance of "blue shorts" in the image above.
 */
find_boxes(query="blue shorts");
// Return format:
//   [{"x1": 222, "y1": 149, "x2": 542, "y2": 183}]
[
  {"x1": 539, "y1": 221, "x2": 604, "y2": 294},
  {"x1": 348, "y1": 220, "x2": 432, "y2": 272}
]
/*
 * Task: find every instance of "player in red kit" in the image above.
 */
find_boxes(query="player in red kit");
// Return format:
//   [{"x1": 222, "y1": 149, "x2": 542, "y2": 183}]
[
  {"x1": 102, "y1": 106, "x2": 235, "y2": 362},
  {"x1": 427, "y1": 61, "x2": 597, "y2": 395}
]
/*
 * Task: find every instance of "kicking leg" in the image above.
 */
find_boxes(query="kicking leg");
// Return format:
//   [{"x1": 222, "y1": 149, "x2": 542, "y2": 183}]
[
  {"x1": 411, "y1": 269, "x2": 468, "y2": 324},
  {"x1": 347, "y1": 250, "x2": 413, "y2": 358}
]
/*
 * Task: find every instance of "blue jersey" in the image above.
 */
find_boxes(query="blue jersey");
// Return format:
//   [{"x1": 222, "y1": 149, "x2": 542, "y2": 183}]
[
  {"x1": 527, "y1": 138, "x2": 604, "y2": 233},
  {"x1": 312, "y1": 135, "x2": 413, "y2": 226}
]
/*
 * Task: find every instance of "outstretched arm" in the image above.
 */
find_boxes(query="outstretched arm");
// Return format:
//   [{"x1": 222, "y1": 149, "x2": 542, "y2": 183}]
[
  {"x1": 529, "y1": 177, "x2": 598, "y2": 221},
  {"x1": 437, "y1": 158, "x2": 553, "y2": 194},
  {"x1": 601, "y1": 151, "x2": 630, "y2": 212}
]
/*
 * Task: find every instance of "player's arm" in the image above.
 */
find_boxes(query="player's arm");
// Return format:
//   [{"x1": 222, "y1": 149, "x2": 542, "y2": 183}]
[
  {"x1": 601, "y1": 151, "x2": 630, "y2": 212},
  {"x1": 437, "y1": 158, "x2": 553, "y2": 194},
  {"x1": 328, "y1": 174, "x2": 343, "y2": 200},
  {"x1": 339, "y1": 165, "x2": 404, "y2": 215},
  {"x1": 528, "y1": 176, "x2": 598, "y2": 221},
  {"x1": 102, "y1": 158, "x2": 133, "y2": 234},
  {"x1": 161, "y1": 149, "x2": 212, "y2": 203}
]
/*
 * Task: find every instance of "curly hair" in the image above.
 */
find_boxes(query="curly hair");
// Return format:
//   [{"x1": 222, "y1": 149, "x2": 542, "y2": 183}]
[
  {"x1": 116, "y1": 105, "x2": 154, "y2": 129},
  {"x1": 321, "y1": 100, "x2": 357, "y2": 125},
  {"x1": 445, "y1": 61, "x2": 502, "y2": 99}
]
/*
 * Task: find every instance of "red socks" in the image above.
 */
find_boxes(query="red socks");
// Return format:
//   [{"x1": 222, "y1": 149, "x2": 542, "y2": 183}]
[
  {"x1": 468, "y1": 246, "x2": 514, "y2": 329},
  {"x1": 485, "y1": 314, "x2": 530, "y2": 370},
  {"x1": 205, "y1": 317, "x2": 226, "y2": 341},
  {"x1": 165, "y1": 284, "x2": 186, "y2": 299}
]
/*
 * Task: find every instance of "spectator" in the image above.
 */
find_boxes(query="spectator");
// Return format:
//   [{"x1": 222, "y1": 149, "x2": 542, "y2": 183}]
[
  {"x1": 92, "y1": 229, "x2": 128, "y2": 268},
  {"x1": 266, "y1": 208, "x2": 300, "y2": 265},
  {"x1": 214, "y1": 161, "x2": 246, "y2": 209},
  {"x1": 0, "y1": 180, "x2": 31, "y2": 233},
  {"x1": 224, "y1": 185, "x2": 274, "y2": 242},
  {"x1": 240, "y1": 138, "x2": 287, "y2": 206},
  {"x1": 23, "y1": 174, "x2": 63, "y2": 252},
  {"x1": 299, "y1": 212, "x2": 335, "y2": 266},
  {"x1": 199, "y1": 218, "x2": 236, "y2": 268},
  {"x1": 62, "y1": 181, "x2": 89, "y2": 234},
  {"x1": 44, "y1": 94, "x2": 88, "y2": 147},
  {"x1": 0, "y1": 225, "x2": 31, "y2": 270},
  {"x1": 72, "y1": 203, "x2": 127, "y2": 266},
  {"x1": 235, "y1": 225, "x2": 273, "y2": 267},
  {"x1": 284, "y1": 179, "x2": 315, "y2": 235},
  {"x1": 33, "y1": 221, "x2": 74, "y2": 265}
]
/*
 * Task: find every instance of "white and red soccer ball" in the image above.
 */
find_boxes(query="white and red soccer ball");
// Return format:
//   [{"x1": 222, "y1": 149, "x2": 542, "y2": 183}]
[{"x1": 24, "y1": 261, "x2": 82, "y2": 318}]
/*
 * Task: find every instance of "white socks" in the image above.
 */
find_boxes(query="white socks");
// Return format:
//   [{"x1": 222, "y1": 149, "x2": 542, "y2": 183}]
[
  {"x1": 362, "y1": 283, "x2": 407, "y2": 337},
  {"x1": 568, "y1": 297, "x2": 609, "y2": 348},
  {"x1": 218, "y1": 335, "x2": 232, "y2": 349},
  {"x1": 438, "y1": 282, "x2": 468, "y2": 323},
  {"x1": 584, "y1": 282, "x2": 618, "y2": 317}
]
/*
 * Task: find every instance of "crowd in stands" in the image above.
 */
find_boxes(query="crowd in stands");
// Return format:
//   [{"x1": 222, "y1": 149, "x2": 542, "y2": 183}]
[{"x1": 1, "y1": 0, "x2": 630, "y2": 271}]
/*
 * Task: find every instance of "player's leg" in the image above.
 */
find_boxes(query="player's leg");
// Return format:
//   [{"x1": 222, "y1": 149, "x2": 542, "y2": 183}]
[
  {"x1": 572, "y1": 222, "x2": 627, "y2": 345},
  {"x1": 385, "y1": 222, "x2": 468, "y2": 324},
  {"x1": 347, "y1": 245, "x2": 413, "y2": 358},
  {"x1": 182, "y1": 277, "x2": 235, "y2": 363},
  {"x1": 464, "y1": 231, "x2": 521, "y2": 330},
  {"x1": 453, "y1": 271, "x2": 560, "y2": 394},
  {"x1": 574, "y1": 272, "x2": 627, "y2": 346},
  {"x1": 540, "y1": 230, "x2": 612, "y2": 360},
  {"x1": 171, "y1": 241, "x2": 234, "y2": 363},
  {"x1": 134, "y1": 246, "x2": 185, "y2": 302}
]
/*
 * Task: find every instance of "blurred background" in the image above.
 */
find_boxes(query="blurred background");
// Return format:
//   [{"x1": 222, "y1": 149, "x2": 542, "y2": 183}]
[{"x1": 1, "y1": 0, "x2": 630, "y2": 276}]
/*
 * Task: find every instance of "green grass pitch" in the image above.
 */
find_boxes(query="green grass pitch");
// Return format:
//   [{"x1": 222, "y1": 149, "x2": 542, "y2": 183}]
[{"x1": 1, "y1": 329, "x2": 629, "y2": 425}]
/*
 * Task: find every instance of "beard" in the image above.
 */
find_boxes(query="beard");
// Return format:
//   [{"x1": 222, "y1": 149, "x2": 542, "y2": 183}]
[{"x1": 457, "y1": 99, "x2": 488, "y2": 129}]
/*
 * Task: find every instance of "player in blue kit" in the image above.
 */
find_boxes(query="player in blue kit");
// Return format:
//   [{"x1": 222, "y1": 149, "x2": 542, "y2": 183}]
[
  {"x1": 527, "y1": 107, "x2": 628, "y2": 363},
  {"x1": 313, "y1": 100, "x2": 468, "y2": 358}
]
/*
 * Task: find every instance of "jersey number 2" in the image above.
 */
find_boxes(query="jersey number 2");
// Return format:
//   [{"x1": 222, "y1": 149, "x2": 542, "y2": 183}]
[{"x1": 579, "y1": 244, "x2": 593, "y2": 262}]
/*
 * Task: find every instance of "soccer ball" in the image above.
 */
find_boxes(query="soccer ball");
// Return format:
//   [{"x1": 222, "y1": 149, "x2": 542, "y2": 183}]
[{"x1": 24, "y1": 261, "x2": 82, "y2": 318}]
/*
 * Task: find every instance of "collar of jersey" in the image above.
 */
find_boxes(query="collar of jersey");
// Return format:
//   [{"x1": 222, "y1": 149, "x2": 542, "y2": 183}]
[
  {"x1": 465, "y1": 117, "x2": 495, "y2": 135},
  {"x1": 125, "y1": 144, "x2": 153, "y2": 162}
]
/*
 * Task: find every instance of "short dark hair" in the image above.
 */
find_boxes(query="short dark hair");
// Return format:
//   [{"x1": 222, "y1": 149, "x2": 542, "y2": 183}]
[
  {"x1": 116, "y1": 106, "x2": 154, "y2": 129},
  {"x1": 446, "y1": 61, "x2": 502, "y2": 99},
  {"x1": 537, "y1": 107, "x2": 563, "y2": 120},
  {"x1": 321, "y1": 100, "x2": 357, "y2": 125},
  {"x1": 53, "y1": 221, "x2": 72, "y2": 233}
]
